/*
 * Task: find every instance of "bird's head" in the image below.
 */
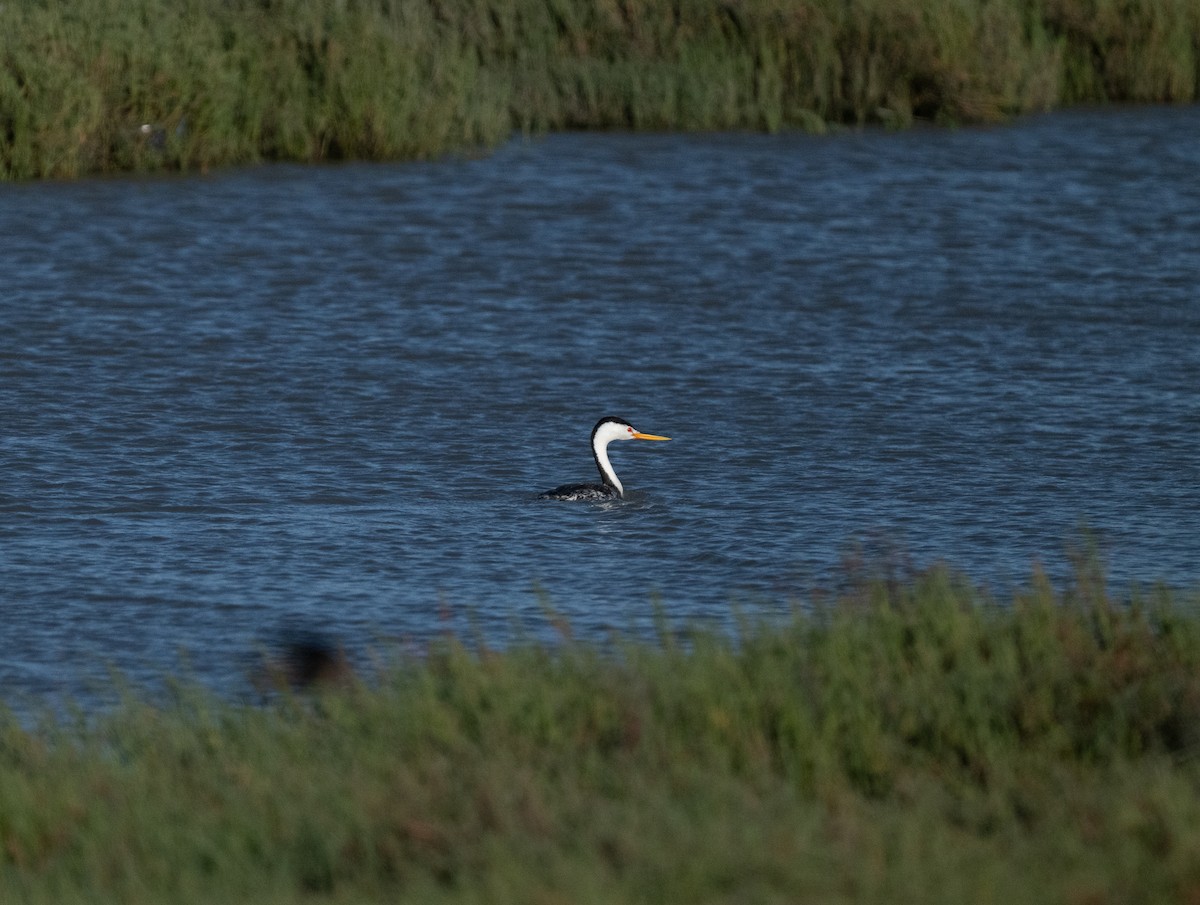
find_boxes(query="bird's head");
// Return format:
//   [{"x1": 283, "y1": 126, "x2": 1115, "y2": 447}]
[{"x1": 592, "y1": 417, "x2": 671, "y2": 447}]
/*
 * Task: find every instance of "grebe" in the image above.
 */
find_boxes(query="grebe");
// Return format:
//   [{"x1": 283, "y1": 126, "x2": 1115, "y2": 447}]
[{"x1": 539, "y1": 417, "x2": 671, "y2": 501}]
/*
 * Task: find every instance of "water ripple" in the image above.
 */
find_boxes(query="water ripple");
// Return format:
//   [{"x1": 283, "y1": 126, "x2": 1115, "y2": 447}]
[{"x1": 2, "y1": 108, "x2": 1199, "y2": 700}]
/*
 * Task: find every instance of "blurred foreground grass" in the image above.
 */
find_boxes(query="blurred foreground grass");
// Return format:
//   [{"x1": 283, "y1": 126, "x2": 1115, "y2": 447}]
[
  {"x1": 4, "y1": 561, "x2": 1200, "y2": 903},
  {"x1": 1, "y1": 0, "x2": 1198, "y2": 178}
]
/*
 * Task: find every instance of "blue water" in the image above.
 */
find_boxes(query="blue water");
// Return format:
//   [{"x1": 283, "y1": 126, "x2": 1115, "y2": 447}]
[{"x1": 2, "y1": 107, "x2": 1199, "y2": 701}]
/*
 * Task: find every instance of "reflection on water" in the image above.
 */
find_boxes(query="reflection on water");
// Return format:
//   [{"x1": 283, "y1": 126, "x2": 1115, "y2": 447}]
[{"x1": 1, "y1": 107, "x2": 1199, "y2": 700}]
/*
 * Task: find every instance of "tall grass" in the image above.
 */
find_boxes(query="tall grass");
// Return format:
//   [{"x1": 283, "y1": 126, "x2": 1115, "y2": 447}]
[
  {"x1": 1, "y1": 0, "x2": 1197, "y2": 179},
  {"x1": 3, "y1": 563, "x2": 1200, "y2": 903}
]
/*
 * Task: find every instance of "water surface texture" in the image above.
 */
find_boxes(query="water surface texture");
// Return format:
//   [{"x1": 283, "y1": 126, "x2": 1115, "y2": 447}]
[{"x1": 3, "y1": 108, "x2": 1199, "y2": 699}]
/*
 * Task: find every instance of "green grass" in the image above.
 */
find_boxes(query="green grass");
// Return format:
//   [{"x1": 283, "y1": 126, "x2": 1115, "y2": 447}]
[
  {"x1": 4, "y1": 560, "x2": 1200, "y2": 903},
  {"x1": 1, "y1": 0, "x2": 1198, "y2": 179}
]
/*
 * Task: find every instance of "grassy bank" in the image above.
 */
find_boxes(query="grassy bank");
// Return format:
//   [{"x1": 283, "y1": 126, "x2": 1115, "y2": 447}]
[
  {"x1": 3, "y1": 563, "x2": 1200, "y2": 903},
  {"x1": 1, "y1": 0, "x2": 1197, "y2": 179}
]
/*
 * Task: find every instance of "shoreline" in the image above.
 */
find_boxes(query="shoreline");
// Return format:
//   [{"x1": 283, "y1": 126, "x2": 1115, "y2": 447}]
[
  {"x1": 2, "y1": 0, "x2": 1197, "y2": 180},
  {"x1": 3, "y1": 563, "x2": 1200, "y2": 902}
]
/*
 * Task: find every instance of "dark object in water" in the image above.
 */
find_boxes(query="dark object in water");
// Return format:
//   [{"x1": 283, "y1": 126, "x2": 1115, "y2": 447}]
[{"x1": 256, "y1": 629, "x2": 353, "y2": 691}]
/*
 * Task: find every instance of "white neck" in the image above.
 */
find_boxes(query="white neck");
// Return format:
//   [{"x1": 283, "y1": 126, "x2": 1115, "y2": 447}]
[{"x1": 594, "y1": 435, "x2": 624, "y2": 497}]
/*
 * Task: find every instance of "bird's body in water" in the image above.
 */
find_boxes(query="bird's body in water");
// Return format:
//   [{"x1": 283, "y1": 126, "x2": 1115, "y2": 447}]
[{"x1": 540, "y1": 417, "x2": 671, "y2": 501}]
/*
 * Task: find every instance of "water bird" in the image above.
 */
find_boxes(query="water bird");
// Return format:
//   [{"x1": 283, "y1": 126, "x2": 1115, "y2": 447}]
[{"x1": 540, "y1": 416, "x2": 671, "y2": 501}]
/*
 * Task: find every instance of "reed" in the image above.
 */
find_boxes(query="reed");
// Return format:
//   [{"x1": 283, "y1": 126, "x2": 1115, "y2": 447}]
[
  {"x1": 1, "y1": 0, "x2": 1197, "y2": 179},
  {"x1": 2, "y1": 562, "x2": 1200, "y2": 903}
]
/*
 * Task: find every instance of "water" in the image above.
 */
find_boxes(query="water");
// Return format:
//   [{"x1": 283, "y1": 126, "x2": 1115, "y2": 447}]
[{"x1": 3, "y1": 107, "x2": 1199, "y2": 702}]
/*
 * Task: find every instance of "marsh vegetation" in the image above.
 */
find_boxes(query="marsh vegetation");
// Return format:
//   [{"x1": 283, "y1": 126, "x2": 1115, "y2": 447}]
[
  {"x1": 3, "y1": 561, "x2": 1200, "y2": 903},
  {"x1": 2, "y1": 0, "x2": 1197, "y2": 178}
]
